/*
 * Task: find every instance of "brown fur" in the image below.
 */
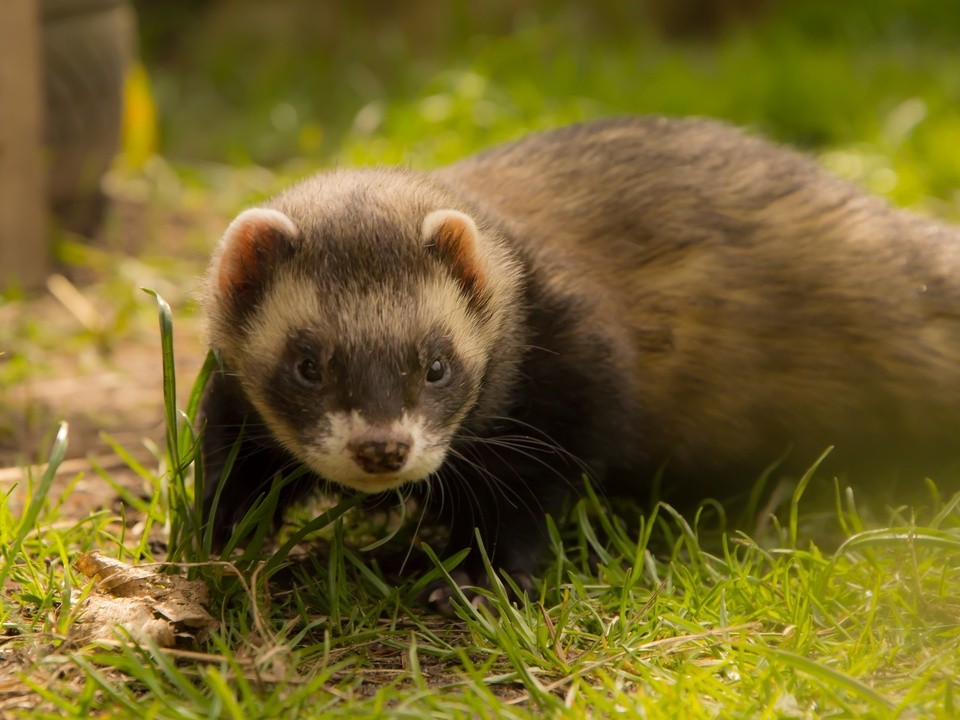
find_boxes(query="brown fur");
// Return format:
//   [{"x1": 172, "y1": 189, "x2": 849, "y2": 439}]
[{"x1": 437, "y1": 116, "x2": 960, "y2": 487}]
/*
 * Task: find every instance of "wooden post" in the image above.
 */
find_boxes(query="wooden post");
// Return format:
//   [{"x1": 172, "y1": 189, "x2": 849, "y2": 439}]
[{"x1": 0, "y1": 0, "x2": 48, "y2": 292}]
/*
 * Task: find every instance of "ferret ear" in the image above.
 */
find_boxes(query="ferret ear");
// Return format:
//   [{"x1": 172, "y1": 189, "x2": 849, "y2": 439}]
[
  {"x1": 214, "y1": 208, "x2": 298, "y2": 303},
  {"x1": 422, "y1": 209, "x2": 486, "y2": 298}
]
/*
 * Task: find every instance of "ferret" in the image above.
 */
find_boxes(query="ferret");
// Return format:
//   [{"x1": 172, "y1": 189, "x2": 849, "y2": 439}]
[{"x1": 199, "y1": 116, "x2": 960, "y2": 607}]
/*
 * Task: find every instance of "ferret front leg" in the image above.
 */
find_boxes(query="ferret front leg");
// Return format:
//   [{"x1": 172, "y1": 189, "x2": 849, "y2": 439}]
[
  {"x1": 199, "y1": 369, "x2": 301, "y2": 550},
  {"x1": 422, "y1": 453, "x2": 571, "y2": 614}
]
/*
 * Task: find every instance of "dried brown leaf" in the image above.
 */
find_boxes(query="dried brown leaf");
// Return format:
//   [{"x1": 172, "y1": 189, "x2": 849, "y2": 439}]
[{"x1": 68, "y1": 551, "x2": 217, "y2": 647}]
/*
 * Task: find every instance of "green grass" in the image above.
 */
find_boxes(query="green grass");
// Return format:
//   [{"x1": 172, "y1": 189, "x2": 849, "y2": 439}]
[{"x1": 3, "y1": 0, "x2": 960, "y2": 716}]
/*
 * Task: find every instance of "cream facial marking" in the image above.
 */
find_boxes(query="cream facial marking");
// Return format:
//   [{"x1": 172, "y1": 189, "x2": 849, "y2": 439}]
[
  {"x1": 238, "y1": 269, "x2": 493, "y2": 384},
  {"x1": 298, "y1": 411, "x2": 450, "y2": 493},
  {"x1": 223, "y1": 263, "x2": 491, "y2": 497}
]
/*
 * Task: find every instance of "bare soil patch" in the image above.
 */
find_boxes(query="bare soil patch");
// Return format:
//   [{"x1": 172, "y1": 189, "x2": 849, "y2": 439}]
[{"x1": 1, "y1": 193, "x2": 219, "y2": 518}]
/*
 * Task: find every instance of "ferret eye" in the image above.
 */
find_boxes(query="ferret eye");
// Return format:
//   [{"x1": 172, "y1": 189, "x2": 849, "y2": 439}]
[
  {"x1": 295, "y1": 358, "x2": 322, "y2": 385},
  {"x1": 426, "y1": 358, "x2": 449, "y2": 384}
]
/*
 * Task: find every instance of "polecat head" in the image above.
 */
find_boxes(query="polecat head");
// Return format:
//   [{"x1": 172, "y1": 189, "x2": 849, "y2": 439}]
[{"x1": 203, "y1": 170, "x2": 524, "y2": 494}]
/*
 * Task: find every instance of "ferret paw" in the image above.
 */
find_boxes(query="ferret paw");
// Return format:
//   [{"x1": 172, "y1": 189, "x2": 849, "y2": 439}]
[{"x1": 420, "y1": 569, "x2": 535, "y2": 616}]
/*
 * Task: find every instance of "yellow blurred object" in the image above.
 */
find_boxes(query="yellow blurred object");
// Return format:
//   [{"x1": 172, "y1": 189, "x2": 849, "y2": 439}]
[
  {"x1": 298, "y1": 122, "x2": 324, "y2": 155},
  {"x1": 121, "y1": 61, "x2": 158, "y2": 168}
]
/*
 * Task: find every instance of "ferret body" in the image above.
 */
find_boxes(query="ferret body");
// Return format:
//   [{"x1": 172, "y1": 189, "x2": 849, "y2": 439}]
[{"x1": 200, "y1": 117, "x2": 960, "y2": 601}]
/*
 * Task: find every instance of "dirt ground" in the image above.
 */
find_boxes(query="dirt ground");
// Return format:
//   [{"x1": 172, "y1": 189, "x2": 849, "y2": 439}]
[{"x1": 0, "y1": 191, "x2": 223, "y2": 518}]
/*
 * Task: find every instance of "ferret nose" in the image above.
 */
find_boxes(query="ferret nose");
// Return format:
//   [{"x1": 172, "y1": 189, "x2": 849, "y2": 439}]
[{"x1": 348, "y1": 438, "x2": 411, "y2": 474}]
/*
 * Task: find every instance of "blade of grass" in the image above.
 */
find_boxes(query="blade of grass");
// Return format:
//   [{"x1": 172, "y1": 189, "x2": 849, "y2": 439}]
[
  {"x1": 186, "y1": 350, "x2": 217, "y2": 529},
  {"x1": 143, "y1": 289, "x2": 180, "y2": 477},
  {"x1": 841, "y1": 526, "x2": 960, "y2": 551},
  {"x1": 0, "y1": 422, "x2": 68, "y2": 588},
  {"x1": 789, "y1": 446, "x2": 833, "y2": 548},
  {"x1": 262, "y1": 493, "x2": 366, "y2": 576},
  {"x1": 185, "y1": 349, "x2": 217, "y2": 426},
  {"x1": 747, "y1": 644, "x2": 894, "y2": 710}
]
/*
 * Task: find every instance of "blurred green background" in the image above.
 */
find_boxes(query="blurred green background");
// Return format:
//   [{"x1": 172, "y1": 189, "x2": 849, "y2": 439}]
[{"x1": 130, "y1": 0, "x2": 960, "y2": 215}]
